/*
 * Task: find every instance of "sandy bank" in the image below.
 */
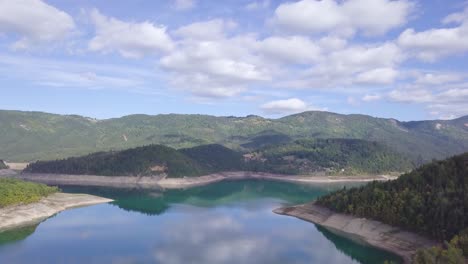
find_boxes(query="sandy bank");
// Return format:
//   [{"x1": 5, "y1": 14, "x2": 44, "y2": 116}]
[
  {"x1": 274, "y1": 203, "x2": 436, "y2": 263},
  {"x1": 11, "y1": 172, "x2": 396, "y2": 189},
  {"x1": 0, "y1": 193, "x2": 113, "y2": 232}
]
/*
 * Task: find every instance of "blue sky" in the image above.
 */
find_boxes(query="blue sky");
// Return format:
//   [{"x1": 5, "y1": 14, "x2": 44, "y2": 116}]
[{"x1": 0, "y1": 0, "x2": 467, "y2": 121}]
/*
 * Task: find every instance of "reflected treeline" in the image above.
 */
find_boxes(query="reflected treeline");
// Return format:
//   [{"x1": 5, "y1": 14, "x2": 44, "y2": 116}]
[
  {"x1": 0, "y1": 224, "x2": 38, "y2": 246},
  {"x1": 315, "y1": 225, "x2": 402, "y2": 264},
  {"x1": 61, "y1": 180, "x2": 360, "y2": 216}
]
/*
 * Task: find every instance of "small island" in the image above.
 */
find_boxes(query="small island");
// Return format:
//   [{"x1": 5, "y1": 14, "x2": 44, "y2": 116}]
[{"x1": 0, "y1": 178, "x2": 112, "y2": 231}]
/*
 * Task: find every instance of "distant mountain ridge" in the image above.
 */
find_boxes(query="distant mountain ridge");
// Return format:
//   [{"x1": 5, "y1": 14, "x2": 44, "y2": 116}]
[{"x1": 0, "y1": 109, "x2": 467, "y2": 162}]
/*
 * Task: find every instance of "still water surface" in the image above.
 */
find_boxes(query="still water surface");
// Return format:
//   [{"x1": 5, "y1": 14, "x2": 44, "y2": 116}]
[{"x1": 0, "y1": 180, "x2": 401, "y2": 264}]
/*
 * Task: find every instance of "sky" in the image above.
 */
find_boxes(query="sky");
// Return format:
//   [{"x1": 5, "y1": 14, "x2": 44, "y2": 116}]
[{"x1": 0, "y1": 0, "x2": 468, "y2": 121}]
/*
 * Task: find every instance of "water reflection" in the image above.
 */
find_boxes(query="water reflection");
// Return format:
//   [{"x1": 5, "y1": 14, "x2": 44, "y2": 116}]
[
  {"x1": 316, "y1": 226, "x2": 402, "y2": 263},
  {"x1": 0, "y1": 180, "x2": 401, "y2": 264},
  {"x1": 0, "y1": 225, "x2": 38, "y2": 246},
  {"x1": 60, "y1": 180, "x2": 361, "y2": 215}
]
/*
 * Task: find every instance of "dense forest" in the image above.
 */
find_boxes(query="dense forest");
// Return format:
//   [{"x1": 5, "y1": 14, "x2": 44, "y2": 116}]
[
  {"x1": 24, "y1": 145, "x2": 206, "y2": 177},
  {"x1": 25, "y1": 139, "x2": 411, "y2": 177},
  {"x1": 413, "y1": 228, "x2": 468, "y2": 264},
  {"x1": 254, "y1": 138, "x2": 413, "y2": 175},
  {"x1": 0, "y1": 178, "x2": 59, "y2": 207},
  {"x1": 317, "y1": 153, "x2": 468, "y2": 242},
  {"x1": 180, "y1": 144, "x2": 246, "y2": 173}
]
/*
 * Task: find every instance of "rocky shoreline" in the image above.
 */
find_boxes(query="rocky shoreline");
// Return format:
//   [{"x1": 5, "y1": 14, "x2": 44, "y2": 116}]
[
  {"x1": 0, "y1": 193, "x2": 113, "y2": 231},
  {"x1": 4, "y1": 171, "x2": 397, "y2": 189},
  {"x1": 274, "y1": 203, "x2": 437, "y2": 263}
]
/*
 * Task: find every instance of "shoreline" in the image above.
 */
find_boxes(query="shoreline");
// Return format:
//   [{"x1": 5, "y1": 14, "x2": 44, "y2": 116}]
[
  {"x1": 274, "y1": 203, "x2": 436, "y2": 263},
  {"x1": 4, "y1": 171, "x2": 398, "y2": 189},
  {"x1": 0, "y1": 193, "x2": 113, "y2": 232}
]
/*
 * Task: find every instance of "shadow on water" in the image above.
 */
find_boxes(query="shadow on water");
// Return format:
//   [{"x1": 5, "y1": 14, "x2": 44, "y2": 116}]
[
  {"x1": 0, "y1": 224, "x2": 39, "y2": 246},
  {"x1": 315, "y1": 225, "x2": 403, "y2": 264},
  {"x1": 60, "y1": 180, "x2": 361, "y2": 215}
]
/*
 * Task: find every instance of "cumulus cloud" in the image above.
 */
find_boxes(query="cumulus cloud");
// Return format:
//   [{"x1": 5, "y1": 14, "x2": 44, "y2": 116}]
[
  {"x1": 398, "y1": 7, "x2": 468, "y2": 61},
  {"x1": 355, "y1": 68, "x2": 398, "y2": 85},
  {"x1": 0, "y1": 0, "x2": 75, "y2": 49},
  {"x1": 174, "y1": 19, "x2": 236, "y2": 40},
  {"x1": 174, "y1": 0, "x2": 196, "y2": 10},
  {"x1": 161, "y1": 20, "x2": 272, "y2": 98},
  {"x1": 259, "y1": 36, "x2": 321, "y2": 64},
  {"x1": 260, "y1": 98, "x2": 315, "y2": 114},
  {"x1": 284, "y1": 42, "x2": 403, "y2": 89},
  {"x1": 88, "y1": 9, "x2": 174, "y2": 58},
  {"x1": 274, "y1": 0, "x2": 413, "y2": 36}
]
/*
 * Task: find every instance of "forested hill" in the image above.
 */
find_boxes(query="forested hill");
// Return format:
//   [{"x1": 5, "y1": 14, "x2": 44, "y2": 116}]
[
  {"x1": 24, "y1": 145, "x2": 206, "y2": 178},
  {"x1": 253, "y1": 138, "x2": 413, "y2": 175},
  {"x1": 24, "y1": 140, "x2": 409, "y2": 177},
  {"x1": 317, "y1": 153, "x2": 468, "y2": 242},
  {"x1": 1, "y1": 110, "x2": 467, "y2": 162}
]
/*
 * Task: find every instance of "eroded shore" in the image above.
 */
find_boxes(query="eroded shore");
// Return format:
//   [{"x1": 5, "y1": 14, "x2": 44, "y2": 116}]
[
  {"x1": 0, "y1": 193, "x2": 113, "y2": 231},
  {"x1": 274, "y1": 203, "x2": 436, "y2": 263},
  {"x1": 7, "y1": 171, "x2": 397, "y2": 189}
]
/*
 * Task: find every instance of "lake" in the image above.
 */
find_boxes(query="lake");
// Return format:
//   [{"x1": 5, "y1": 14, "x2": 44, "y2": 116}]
[{"x1": 0, "y1": 180, "x2": 401, "y2": 264}]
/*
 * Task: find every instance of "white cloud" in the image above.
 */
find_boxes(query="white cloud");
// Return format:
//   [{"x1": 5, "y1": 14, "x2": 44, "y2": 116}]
[
  {"x1": 387, "y1": 86, "x2": 468, "y2": 118},
  {"x1": 398, "y1": 7, "x2": 468, "y2": 61},
  {"x1": 355, "y1": 68, "x2": 398, "y2": 85},
  {"x1": 88, "y1": 9, "x2": 174, "y2": 58},
  {"x1": 246, "y1": 0, "x2": 270, "y2": 11},
  {"x1": 414, "y1": 72, "x2": 463, "y2": 85},
  {"x1": 260, "y1": 98, "x2": 312, "y2": 114},
  {"x1": 174, "y1": 0, "x2": 196, "y2": 10},
  {"x1": 161, "y1": 20, "x2": 272, "y2": 98},
  {"x1": 174, "y1": 19, "x2": 236, "y2": 40},
  {"x1": 287, "y1": 42, "x2": 402, "y2": 89},
  {"x1": 259, "y1": 36, "x2": 321, "y2": 64},
  {"x1": 274, "y1": 0, "x2": 413, "y2": 36},
  {"x1": 362, "y1": 94, "x2": 382, "y2": 102},
  {"x1": 0, "y1": 0, "x2": 75, "y2": 49},
  {"x1": 388, "y1": 89, "x2": 433, "y2": 103}
]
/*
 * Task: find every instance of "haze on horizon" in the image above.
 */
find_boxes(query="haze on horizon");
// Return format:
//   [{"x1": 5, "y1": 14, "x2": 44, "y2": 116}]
[{"x1": 1, "y1": 0, "x2": 468, "y2": 121}]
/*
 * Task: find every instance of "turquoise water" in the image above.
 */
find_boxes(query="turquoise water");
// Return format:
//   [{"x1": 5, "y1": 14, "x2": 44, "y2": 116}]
[{"x1": 0, "y1": 180, "x2": 401, "y2": 263}]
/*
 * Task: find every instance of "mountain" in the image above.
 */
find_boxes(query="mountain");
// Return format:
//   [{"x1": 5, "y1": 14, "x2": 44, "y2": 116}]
[
  {"x1": 1, "y1": 110, "x2": 467, "y2": 162},
  {"x1": 316, "y1": 153, "x2": 468, "y2": 242}
]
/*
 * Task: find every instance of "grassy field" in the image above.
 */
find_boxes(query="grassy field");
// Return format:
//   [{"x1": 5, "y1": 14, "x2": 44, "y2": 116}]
[{"x1": 0, "y1": 178, "x2": 59, "y2": 208}]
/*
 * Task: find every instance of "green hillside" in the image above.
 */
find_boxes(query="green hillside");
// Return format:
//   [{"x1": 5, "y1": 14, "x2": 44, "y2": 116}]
[
  {"x1": 24, "y1": 145, "x2": 206, "y2": 177},
  {"x1": 317, "y1": 153, "x2": 468, "y2": 242},
  {"x1": 180, "y1": 144, "x2": 245, "y2": 173},
  {"x1": 253, "y1": 138, "x2": 413, "y2": 175},
  {"x1": 25, "y1": 140, "x2": 412, "y2": 177},
  {"x1": 1, "y1": 110, "x2": 467, "y2": 163}
]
